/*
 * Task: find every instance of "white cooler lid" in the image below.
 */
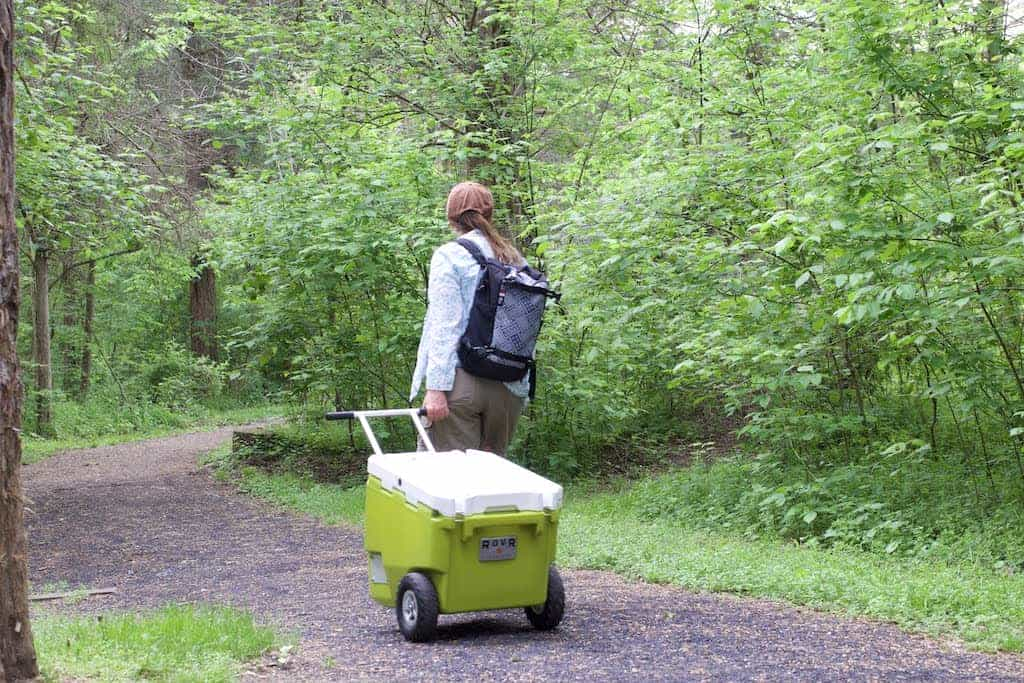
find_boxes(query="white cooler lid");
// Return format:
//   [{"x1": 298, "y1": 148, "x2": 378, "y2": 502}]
[{"x1": 367, "y1": 449, "x2": 563, "y2": 518}]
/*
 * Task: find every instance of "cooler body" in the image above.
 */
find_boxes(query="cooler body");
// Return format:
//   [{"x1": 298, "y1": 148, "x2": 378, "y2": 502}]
[{"x1": 363, "y1": 450, "x2": 561, "y2": 614}]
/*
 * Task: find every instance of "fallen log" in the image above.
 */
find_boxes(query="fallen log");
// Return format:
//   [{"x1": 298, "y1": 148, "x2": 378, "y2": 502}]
[{"x1": 29, "y1": 588, "x2": 117, "y2": 602}]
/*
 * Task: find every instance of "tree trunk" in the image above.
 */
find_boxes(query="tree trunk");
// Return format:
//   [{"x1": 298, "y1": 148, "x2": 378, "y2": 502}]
[
  {"x1": 79, "y1": 260, "x2": 94, "y2": 397},
  {"x1": 978, "y1": 0, "x2": 1007, "y2": 60},
  {"x1": 60, "y1": 266, "x2": 78, "y2": 396},
  {"x1": 32, "y1": 248, "x2": 53, "y2": 436},
  {"x1": 180, "y1": 22, "x2": 231, "y2": 365},
  {"x1": 0, "y1": 0, "x2": 40, "y2": 675},
  {"x1": 189, "y1": 253, "x2": 217, "y2": 361}
]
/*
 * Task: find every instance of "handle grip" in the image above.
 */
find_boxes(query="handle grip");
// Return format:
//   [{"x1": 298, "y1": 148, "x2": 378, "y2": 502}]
[{"x1": 325, "y1": 408, "x2": 427, "y2": 421}]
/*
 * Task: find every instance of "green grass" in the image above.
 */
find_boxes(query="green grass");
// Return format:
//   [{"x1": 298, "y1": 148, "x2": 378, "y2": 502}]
[
  {"x1": 559, "y1": 483, "x2": 1024, "y2": 653},
  {"x1": 34, "y1": 604, "x2": 284, "y2": 682},
  {"x1": 203, "y1": 445, "x2": 365, "y2": 525},
  {"x1": 23, "y1": 404, "x2": 286, "y2": 465},
  {"x1": 210, "y1": 447, "x2": 1024, "y2": 654}
]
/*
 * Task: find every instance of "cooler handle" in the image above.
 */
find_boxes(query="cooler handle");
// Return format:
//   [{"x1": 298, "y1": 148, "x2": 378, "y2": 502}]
[
  {"x1": 324, "y1": 408, "x2": 434, "y2": 455},
  {"x1": 459, "y1": 512, "x2": 551, "y2": 542}
]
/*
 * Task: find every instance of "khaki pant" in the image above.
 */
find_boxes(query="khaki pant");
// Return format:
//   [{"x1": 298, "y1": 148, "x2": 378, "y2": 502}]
[{"x1": 421, "y1": 368, "x2": 525, "y2": 455}]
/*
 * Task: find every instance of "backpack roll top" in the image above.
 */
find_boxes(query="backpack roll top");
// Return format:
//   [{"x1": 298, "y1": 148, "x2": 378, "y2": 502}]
[{"x1": 455, "y1": 238, "x2": 560, "y2": 396}]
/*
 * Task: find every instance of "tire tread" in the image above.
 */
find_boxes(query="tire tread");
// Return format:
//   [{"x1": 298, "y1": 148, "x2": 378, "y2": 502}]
[
  {"x1": 525, "y1": 565, "x2": 565, "y2": 631},
  {"x1": 397, "y1": 572, "x2": 439, "y2": 642}
]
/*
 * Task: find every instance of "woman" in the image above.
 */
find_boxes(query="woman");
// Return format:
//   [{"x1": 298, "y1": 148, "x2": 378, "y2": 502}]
[{"x1": 409, "y1": 181, "x2": 529, "y2": 455}]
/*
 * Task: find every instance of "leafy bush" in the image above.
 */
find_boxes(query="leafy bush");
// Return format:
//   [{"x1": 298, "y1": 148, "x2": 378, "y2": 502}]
[{"x1": 146, "y1": 342, "x2": 228, "y2": 413}]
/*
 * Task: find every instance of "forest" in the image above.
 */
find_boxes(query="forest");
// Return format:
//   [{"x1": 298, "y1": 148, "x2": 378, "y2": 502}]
[{"x1": 3, "y1": 0, "x2": 1024, "y2": 676}]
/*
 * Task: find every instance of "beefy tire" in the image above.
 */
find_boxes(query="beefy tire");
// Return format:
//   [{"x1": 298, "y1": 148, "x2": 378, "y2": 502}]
[
  {"x1": 525, "y1": 565, "x2": 565, "y2": 631},
  {"x1": 396, "y1": 572, "x2": 439, "y2": 642}
]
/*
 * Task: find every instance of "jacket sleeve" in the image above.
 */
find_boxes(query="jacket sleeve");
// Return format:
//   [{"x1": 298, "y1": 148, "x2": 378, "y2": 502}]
[{"x1": 422, "y1": 246, "x2": 465, "y2": 392}]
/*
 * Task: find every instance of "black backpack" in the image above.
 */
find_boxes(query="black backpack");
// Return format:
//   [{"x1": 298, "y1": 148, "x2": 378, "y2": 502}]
[{"x1": 456, "y1": 238, "x2": 560, "y2": 398}]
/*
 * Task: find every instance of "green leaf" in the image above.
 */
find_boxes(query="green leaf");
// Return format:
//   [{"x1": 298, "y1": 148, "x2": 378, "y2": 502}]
[{"x1": 771, "y1": 236, "x2": 794, "y2": 255}]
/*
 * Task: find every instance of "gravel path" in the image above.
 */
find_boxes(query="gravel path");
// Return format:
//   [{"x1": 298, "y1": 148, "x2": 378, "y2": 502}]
[{"x1": 24, "y1": 429, "x2": 1024, "y2": 682}]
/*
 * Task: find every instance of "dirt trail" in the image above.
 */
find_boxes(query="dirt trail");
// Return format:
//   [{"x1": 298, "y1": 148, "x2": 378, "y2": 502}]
[{"x1": 24, "y1": 429, "x2": 1024, "y2": 681}]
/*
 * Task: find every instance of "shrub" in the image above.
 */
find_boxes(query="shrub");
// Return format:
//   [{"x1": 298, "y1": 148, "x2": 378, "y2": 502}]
[{"x1": 146, "y1": 342, "x2": 227, "y2": 413}]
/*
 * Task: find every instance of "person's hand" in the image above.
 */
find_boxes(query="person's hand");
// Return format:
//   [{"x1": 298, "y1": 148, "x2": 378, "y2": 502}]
[{"x1": 424, "y1": 390, "x2": 450, "y2": 422}]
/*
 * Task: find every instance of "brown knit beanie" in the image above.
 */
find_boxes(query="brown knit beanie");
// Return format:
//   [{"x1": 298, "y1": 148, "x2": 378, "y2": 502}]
[{"x1": 446, "y1": 181, "x2": 494, "y2": 224}]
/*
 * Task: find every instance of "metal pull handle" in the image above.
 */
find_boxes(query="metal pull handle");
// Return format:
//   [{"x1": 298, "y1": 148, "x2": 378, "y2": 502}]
[
  {"x1": 323, "y1": 408, "x2": 434, "y2": 455},
  {"x1": 326, "y1": 408, "x2": 427, "y2": 421}
]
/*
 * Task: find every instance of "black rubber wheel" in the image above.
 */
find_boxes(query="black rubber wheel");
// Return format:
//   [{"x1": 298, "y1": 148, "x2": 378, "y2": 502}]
[
  {"x1": 525, "y1": 565, "x2": 565, "y2": 631},
  {"x1": 396, "y1": 572, "x2": 439, "y2": 642}
]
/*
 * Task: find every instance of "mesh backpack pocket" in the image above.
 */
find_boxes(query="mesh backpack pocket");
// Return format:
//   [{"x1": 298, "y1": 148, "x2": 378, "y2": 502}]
[
  {"x1": 492, "y1": 277, "x2": 548, "y2": 358},
  {"x1": 455, "y1": 238, "x2": 559, "y2": 397}
]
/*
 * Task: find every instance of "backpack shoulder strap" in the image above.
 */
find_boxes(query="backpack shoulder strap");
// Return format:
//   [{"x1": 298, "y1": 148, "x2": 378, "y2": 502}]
[{"x1": 455, "y1": 238, "x2": 488, "y2": 267}]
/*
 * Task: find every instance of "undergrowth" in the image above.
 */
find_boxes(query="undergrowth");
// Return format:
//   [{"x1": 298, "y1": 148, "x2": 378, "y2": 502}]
[
  {"x1": 229, "y1": 420, "x2": 368, "y2": 484},
  {"x1": 631, "y1": 451, "x2": 1024, "y2": 572}
]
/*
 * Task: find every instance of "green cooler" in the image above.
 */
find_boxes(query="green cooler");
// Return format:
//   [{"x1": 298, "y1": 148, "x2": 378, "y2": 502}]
[{"x1": 326, "y1": 408, "x2": 565, "y2": 642}]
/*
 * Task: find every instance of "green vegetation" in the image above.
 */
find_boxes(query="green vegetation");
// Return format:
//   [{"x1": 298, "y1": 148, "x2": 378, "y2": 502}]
[
  {"x1": 203, "y1": 444, "x2": 365, "y2": 526},
  {"x1": 566, "y1": 455, "x2": 1024, "y2": 654},
  {"x1": 226, "y1": 419, "x2": 385, "y2": 484},
  {"x1": 629, "y1": 453, "x2": 1024, "y2": 568},
  {"x1": 34, "y1": 604, "x2": 282, "y2": 682},
  {"x1": 11, "y1": 1, "x2": 1024, "y2": 547},
  {"x1": 560, "y1": 474, "x2": 1024, "y2": 654},
  {"x1": 230, "y1": 467, "x2": 365, "y2": 527},
  {"x1": 23, "y1": 403, "x2": 285, "y2": 465}
]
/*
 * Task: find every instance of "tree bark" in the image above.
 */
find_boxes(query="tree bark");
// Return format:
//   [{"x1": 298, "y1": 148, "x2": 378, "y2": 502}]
[
  {"x1": 79, "y1": 260, "x2": 94, "y2": 397},
  {"x1": 180, "y1": 22, "x2": 231, "y2": 365},
  {"x1": 189, "y1": 253, "x2": 217, "y2": 361},
  {"x1": 0, "y1": 0, "x2": 40, "y2": 675},
  {"x1": 31, "y1": 248, "x2": 52, "y2": 436},
  {"x1": 60, "y1": 265, "x2": 78, "y2": 396},
  {"x1": 978, "y1": 0, "x2": 1007, "y2": 60}
]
